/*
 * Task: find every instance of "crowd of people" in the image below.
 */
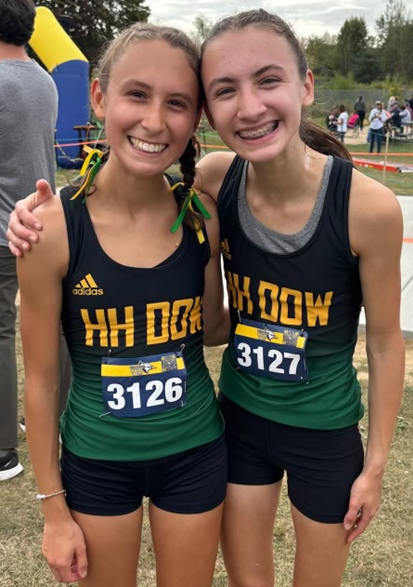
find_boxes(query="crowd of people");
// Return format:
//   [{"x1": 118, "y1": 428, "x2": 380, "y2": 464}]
[
  {"x1": 326, "y1": 95, "x2": 413, "y2": 152},
  {"x1": 1, "y1": 1, "x2": 406, "y2": 587}
]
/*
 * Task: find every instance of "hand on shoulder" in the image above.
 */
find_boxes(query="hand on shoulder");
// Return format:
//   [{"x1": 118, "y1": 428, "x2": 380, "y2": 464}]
[
  {"x1": 17, "y1": 193, "x2": 68, "y2": 279},
  {"x1": 7, "y1": 179, "x2": 56, "y2": 256},
  {"x1": 31, "y1": 193, "x2": 66, "y2": 242}
]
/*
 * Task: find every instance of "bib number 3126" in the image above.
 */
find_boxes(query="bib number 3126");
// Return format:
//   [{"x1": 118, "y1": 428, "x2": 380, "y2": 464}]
[
  {"x1": 234, "y1": 319, "x2": 308, "y2": 383},
  {"x1": 101, "y1": 352, "x2": 187, "y2": 417}
]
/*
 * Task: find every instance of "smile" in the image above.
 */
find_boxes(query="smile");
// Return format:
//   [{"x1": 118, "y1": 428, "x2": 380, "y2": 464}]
[
  {"x1": 129, "y1": 137, "x2": 167, "y2": 153},
  {"x1": 237, "y1": 121, "x2": 279, "y2": 140}
]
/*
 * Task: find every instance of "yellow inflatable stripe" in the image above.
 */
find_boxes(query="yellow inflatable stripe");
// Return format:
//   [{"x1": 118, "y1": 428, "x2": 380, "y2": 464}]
[
  {"x1": 30, "y1": 7, "x2": 88, "y2": 71},
  {"x1": 101, "y1": 357, "x2": 185, "y2": 377}
]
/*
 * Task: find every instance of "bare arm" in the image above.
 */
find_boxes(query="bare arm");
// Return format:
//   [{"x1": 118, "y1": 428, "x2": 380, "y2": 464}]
[
  {"x1": 194, "y1": 151, "x2": 236, "y2": 201},
  {"x1": 199, "y1": 193, "x2": 230, "y2": 347},
  {"x1": 344, "y1": 171, "x2": 405, "y2": 542},
  {"x1": 17, "y1": 197, "x2": 88, "y2": 582},
  {"x1": 9, "y1": 153, "x2": 235, "y2": 255}
]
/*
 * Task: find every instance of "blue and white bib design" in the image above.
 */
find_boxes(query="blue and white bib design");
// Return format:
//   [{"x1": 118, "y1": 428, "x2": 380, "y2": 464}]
[
  {"x1": 234, "y1": 318, "x2": 308, "y2": 383},
  {"x1": 102, "y1": 351, "x2": 187, "y2": 417}
]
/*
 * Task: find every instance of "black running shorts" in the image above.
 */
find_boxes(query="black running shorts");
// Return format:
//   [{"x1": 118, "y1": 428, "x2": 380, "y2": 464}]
[
  {"x1": 219, "y1": 393, "x2": 364, "y2": 524},
  {"x1": 61, "y1": 434, "x2": 227, "y2": 516}
]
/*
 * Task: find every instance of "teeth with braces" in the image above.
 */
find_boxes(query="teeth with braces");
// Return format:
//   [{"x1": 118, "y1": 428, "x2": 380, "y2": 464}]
[
  {"x1": 129, "y1": 137, "x2": 167, "y2": 153},
  {"x1": 238, "y1": 122, "x2": 278, "y2": 140}
]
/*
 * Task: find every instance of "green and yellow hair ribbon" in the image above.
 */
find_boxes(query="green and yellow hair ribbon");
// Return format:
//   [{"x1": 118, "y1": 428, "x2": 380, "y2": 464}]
[
  {"x1": 170, "y1": 183, "x2": 211, "y2": 244},
  {"x1": 70, "y1": 146, "x2": 103, "y2": 202}
]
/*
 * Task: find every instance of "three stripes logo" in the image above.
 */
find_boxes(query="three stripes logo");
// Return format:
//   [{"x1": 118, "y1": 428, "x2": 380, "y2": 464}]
[
  {"x1": 72, "y1": 273, "x2": 104, "y2": 296},
  {"x1": 220, "y1": 238, "x2": 232, "y2": 260}
]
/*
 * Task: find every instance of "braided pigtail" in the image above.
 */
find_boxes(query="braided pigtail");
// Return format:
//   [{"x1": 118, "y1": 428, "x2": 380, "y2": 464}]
[{"x1": 177, "y1": 136, "x2": 205, "y2": 232}]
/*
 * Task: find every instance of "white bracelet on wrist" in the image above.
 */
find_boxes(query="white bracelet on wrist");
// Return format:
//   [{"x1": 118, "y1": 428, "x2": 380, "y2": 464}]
[{"x1": 36, "y1": 489, "x2": 67, "y2": 501}]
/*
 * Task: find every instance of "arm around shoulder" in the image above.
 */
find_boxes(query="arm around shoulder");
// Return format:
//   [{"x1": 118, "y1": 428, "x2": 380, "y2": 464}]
[
  {"x1": 194, "y1": 151, "x2": 236, "y2": 201},
  {"x1": 198, "y1": 192, "x2": 230, "y2": 346}
]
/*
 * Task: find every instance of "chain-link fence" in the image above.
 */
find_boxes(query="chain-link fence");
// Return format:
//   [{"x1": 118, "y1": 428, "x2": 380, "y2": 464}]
[{"x1": 312, "y1": 88, "x2": 413, "y2": 116}]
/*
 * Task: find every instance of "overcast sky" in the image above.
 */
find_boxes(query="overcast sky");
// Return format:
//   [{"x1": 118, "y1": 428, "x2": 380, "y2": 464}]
[{"x1": 149, "y1": 0, "x2": 389, "y2": 39}]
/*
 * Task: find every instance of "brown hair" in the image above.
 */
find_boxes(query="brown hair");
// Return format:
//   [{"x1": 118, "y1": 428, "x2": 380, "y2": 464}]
[
  {"x1": 201, "y1": 9, "x2": 352, "y2": 161},
  {"x1": 76, "y1": 23, "x2": 204, "y2": 231}
]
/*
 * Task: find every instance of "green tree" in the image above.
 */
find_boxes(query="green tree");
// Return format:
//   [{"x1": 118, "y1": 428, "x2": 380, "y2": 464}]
[
  {"x1": 352, "y1": 49, "x2": 383, "y2": 83},
  {"x1": 336, "y1": 17, "x2": 370, "y2": 75},
  {"x1": 376, "y1": 0, "x2": 407, "y2": 45},
  {"x1": 305, "y1": 33, "x2": 337, "y2": 78},
  {"x1": 191, "y1": 15, "x2": 213, "y2": 43},
  {"x1": 38, "y1": 1, "x2": 150, "y2": 65},
  {"x1": 376, "y1": 0, "x2": 413, "y2": 83}
]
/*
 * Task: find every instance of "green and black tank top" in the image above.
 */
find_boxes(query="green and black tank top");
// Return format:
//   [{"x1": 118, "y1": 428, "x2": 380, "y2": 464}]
[
  {"x1": 218, "y1": 156, "x2": 364, "y2": 430},
  {"x1": 60, "y1": 178, "x2": 223, "y2": 460}
]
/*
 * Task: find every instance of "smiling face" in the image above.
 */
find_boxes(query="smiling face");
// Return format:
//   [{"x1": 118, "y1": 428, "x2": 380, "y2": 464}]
[
  {"x1": 201, "y1": 27, "x2": 314, "y2": 164},
  {"x1": 92, "y1": 39, "x2": 201, "y2": 178}
]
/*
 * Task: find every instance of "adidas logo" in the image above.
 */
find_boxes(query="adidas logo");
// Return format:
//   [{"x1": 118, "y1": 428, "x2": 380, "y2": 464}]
[
  {"x1": 220, "y1": 239, "x2": 232, "y2": 260},
  {"x1": 72, "y1": 273, "x2": 104, "y2": 296}
]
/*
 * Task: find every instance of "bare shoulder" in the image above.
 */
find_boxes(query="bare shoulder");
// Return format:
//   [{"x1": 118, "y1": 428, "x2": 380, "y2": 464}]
[
  {"x1": 195, "y1": 151, "x2": 236, "y2": 201},
  {"x1": 349, "y1": 168, "x2": 403, "y2": 256},
  {"x1": 36, "y1": 195, "x2": 67, "y2": 238}
]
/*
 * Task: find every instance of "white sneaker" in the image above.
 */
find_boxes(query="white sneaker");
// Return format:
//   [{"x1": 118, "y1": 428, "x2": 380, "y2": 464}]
[{"x1": 0, "y1": 449, "x2": 24, "y2": 481}]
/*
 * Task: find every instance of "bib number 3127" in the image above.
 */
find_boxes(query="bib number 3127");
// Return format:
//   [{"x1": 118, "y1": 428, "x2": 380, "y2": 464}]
[{"x1": 234, "y1": 319, "x2": 308, "y2": 383}]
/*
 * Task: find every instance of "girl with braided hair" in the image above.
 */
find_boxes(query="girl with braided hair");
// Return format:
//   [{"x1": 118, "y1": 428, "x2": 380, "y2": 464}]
[{"x1": 14, "y1": 23, "x2": 228, "y2": 587}]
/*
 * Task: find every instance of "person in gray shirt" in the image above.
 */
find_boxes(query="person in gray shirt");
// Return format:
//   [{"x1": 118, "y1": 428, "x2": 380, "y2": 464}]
[
  {"x1": 0, "y1": 0, "x2": 70, "y2": 480},
  {"x1": 354, "y1": 95, "x2": 366, "y2": 131}
]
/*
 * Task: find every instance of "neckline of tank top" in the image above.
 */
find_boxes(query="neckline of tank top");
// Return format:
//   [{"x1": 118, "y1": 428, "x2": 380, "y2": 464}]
[
  {"x1": 237, "y1": 155, "x2": 334, "y2": 249},
  {"x1": 73, "y1": 190, "x2": 190, "y2": 272}
]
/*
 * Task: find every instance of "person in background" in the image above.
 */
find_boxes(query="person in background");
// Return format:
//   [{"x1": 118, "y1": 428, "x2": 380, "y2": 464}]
[
  {"x1": 368, "y1": 100, "x2": 388, "y2": 153},
  {"x1": 387, "y1": 96, "x2": 398, "y2": 111},
  {"x1": 0, "y1": 0, "x2": 70, "y2": 482},
  {"x1": 326, "y1": 106, "x2": 338, "y2": 133},
  {"x1": 336, "y1": 104, "x2": 348, "y2": 142},
  {"x1": 400, "y1": 101, "x2": 412, "y2": 127},
  {"x1": 353, "y1": 95, "x2": 366, "y2": 130},
  {"x1": 348, "y1": 110, "x2": 360, "y2": 131}
]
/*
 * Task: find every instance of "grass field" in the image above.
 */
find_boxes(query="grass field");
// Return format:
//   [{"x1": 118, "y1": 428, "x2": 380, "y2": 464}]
[{"x1": 1, "y1": 320, "x2": 412, "y2": 587}]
